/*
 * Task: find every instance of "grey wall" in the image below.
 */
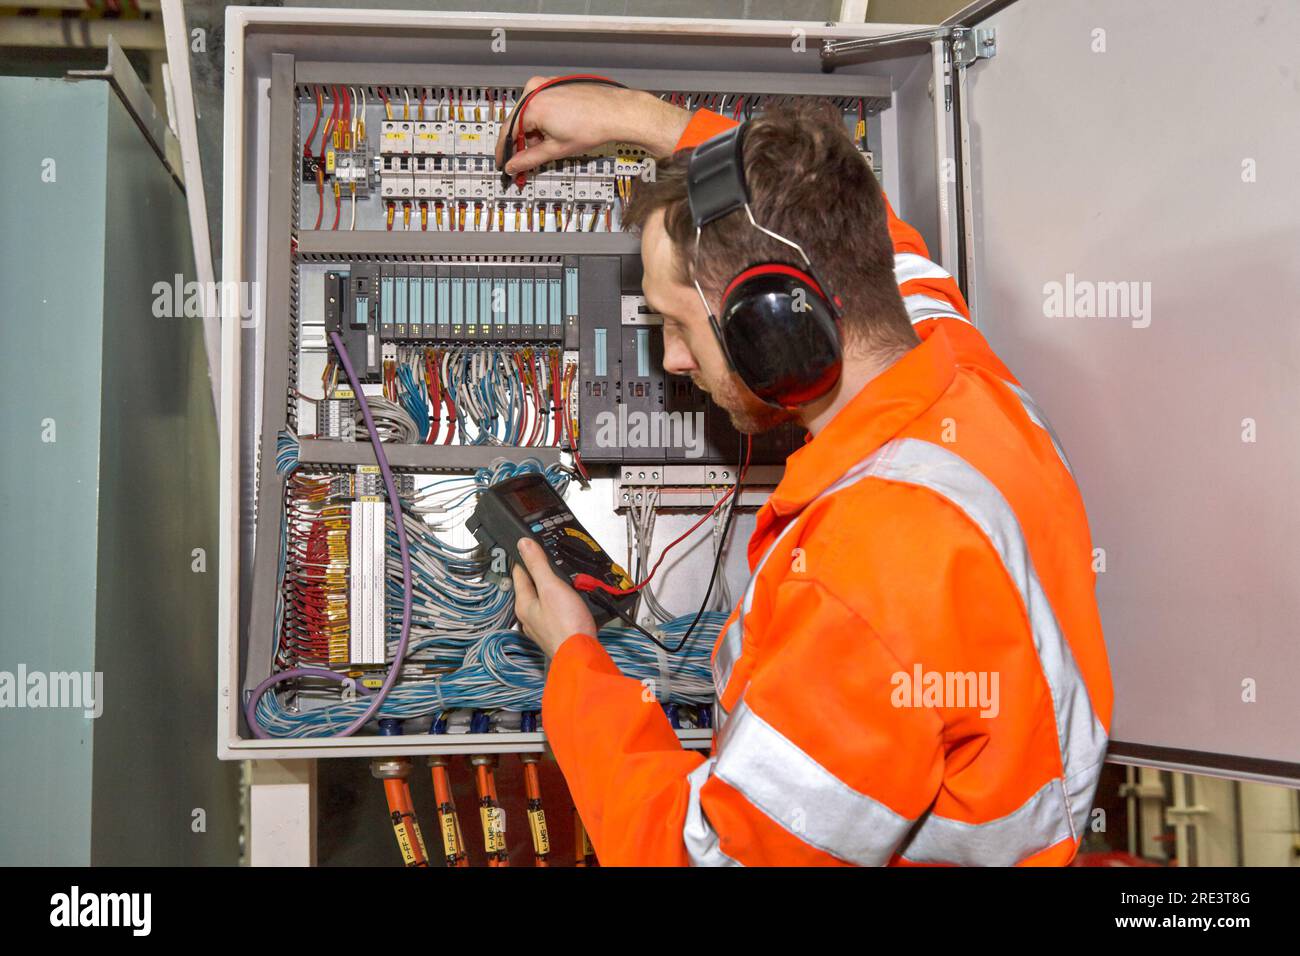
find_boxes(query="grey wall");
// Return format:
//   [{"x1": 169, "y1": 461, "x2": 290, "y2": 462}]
[
  {"x1": 0, "y1": 76, "x2": 241, "y2": 865},
  {"x1": 0, "y1": 77, "x2": 108, "y2": 866}
]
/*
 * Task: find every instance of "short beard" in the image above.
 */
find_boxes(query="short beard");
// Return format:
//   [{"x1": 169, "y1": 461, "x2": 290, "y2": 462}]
[{"x1": 694, "y1": 371, "x2": 794, "y2": 434}]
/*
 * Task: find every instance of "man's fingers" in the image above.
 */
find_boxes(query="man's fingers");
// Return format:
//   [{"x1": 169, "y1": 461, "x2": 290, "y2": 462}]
[
  {"x1": 503, "y1": 136, "x2": 570, "y2": 177},
  {"x1": 519, "y1": 75, "x2": 550, "y2": 98},
  {"x1": 516, "y1": 537, "x2": 561, "y2": 585},
  {"x1": 511, "y1": 561, "x2": 537, "y2": 610},
  {"x1": 496, "y1": 74, "x2": 552, "y2": 167}
]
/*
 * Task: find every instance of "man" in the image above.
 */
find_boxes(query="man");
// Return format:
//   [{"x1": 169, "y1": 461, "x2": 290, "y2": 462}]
[{"x1": 502, "y1": 78, "x2": 1113, "y2": 866}]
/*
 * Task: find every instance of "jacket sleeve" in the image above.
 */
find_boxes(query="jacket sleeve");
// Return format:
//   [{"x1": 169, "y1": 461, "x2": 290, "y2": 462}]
[
  {"x1": 541, "y1": 577, "x2": 945, "y2": 866},
  {"x1": 541, "y1": 634, "x2": 703, "y2": 865},
  {"x1": 674, "y1": 109, "x2": 1017, "y2": 383}
]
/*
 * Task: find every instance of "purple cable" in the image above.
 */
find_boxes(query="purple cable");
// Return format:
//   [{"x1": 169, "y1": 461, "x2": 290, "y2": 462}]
[{"x1": 243, "y1": 331, "x2": 414, "y2": 738}]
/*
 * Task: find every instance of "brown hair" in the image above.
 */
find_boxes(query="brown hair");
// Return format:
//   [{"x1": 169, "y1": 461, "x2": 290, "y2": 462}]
[{"x1": 624, "y1": 100, "x2": 917, "y2": 357}]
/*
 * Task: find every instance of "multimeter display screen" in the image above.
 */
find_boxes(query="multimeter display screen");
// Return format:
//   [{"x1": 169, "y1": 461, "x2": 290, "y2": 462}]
[{"x1": 506, "y1": 481, "x2": 558, "y2": 517}]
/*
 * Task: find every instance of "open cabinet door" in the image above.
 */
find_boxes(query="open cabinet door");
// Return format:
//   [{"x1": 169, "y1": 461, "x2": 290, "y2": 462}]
[{"x1": 956, "y1": 0, "x2": 1300, "y2": 784}]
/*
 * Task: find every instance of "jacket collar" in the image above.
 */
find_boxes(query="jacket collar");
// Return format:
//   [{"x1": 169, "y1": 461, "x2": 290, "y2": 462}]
[{"x1": 755, "y1": 325, "x2": 957, "y2": 535}]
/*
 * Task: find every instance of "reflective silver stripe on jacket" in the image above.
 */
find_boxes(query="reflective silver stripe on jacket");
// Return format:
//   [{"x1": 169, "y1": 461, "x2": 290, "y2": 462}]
[
  {"x1": 870, "y1": 438, "x2": 1108, "y2": 856},
  {"x1": 712, "y1": 525, "x2": 795, "y2": 702},
  {"x1": 902, "y1": 293, "x2": 972, "y2": 326},
  {"x1": 685, "y1": 695, "x2": 919, "y2": 867},
  {"x1": 691, "y1": 438, "x2": 1106, "y2": 865},
  {"x1": 683, "y1": 758, "x2": 742, "y2": 866},
  {"x1": 895, "y1": 252, "x2": 954, "y2": 286},
  {"x1": 711, "y1": 448, "x2": 900, "y2": 711},
  {"x1": 894, "y1": 251, "x2": 970, "y2": 325},
  {"x1": 901, "y1": 778, "x2": 1074, "y2": 866},
  {"x1": 1002, "y1": 381, "x2": 1075, "y2": 477}
]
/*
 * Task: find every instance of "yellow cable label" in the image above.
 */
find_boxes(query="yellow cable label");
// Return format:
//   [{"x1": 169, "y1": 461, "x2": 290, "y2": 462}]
[
  {"x1": 325, "y1": 149, "x2": 336, "y2": 173},
  {"x1": 410, "y1": 818, "x2": 429, "y2": 862},
  {"x1": 439, "y1": 812, "x2": 461, "y2": 858},
  {"x1": 480, "y1": 806, "x2": 506, "y2": 853},
  {"x1": 392, "y1": 821, "x2": 419, "y2": 867},
  {"x1": 528, "y1": 809, "x2": 550, "y2": 855}
]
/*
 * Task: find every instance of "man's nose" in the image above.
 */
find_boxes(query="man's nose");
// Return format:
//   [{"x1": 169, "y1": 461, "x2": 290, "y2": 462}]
[{"x1": 661, "y1": 334, "x2": 697, "y2": 376}]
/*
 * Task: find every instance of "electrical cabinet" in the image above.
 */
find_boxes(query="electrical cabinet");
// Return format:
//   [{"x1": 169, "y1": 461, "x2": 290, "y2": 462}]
[
  {"x1": 220, "y1": 8, "x2": 915, "y2": 762},
  {"x1": 218, "y1": 2, "x2": 1300, "y2": 787}
]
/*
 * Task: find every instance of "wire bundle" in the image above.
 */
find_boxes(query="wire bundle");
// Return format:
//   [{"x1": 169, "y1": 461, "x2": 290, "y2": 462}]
[
  {"x1": 253, "y1": 612, "x2": 724, "y2": 738},
  {"x1": 382, "y1": 346, "x2": 568, "y2": 448}
]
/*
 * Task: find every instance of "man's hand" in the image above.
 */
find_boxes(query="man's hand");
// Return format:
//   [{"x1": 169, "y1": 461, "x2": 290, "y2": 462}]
[
  {"x1": 511, "y1": 537, "x2": 598, "y2": 658},
  {"x1": 496, "y1": 76, "x2": 692, "y2": 177}
]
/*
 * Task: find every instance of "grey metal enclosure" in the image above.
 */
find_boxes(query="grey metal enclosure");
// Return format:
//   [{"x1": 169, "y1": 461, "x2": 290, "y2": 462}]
[{"x1": 217, "y1": 2, "x2": 1300, "y2": 785}]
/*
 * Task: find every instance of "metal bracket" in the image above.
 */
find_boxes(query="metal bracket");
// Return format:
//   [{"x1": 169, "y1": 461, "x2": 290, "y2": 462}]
[
  {"x1": 1164, "y1": 803, "x2": 1211, "y2": 821},
  {"x1": 820, "y1": 27, "x2": 949, "y2": 67},
  {"x1": 820, "y1": 25, "x2": 996, "y2": 71},
  {"x1": 951, "y1": 27, "x2": 997, "y2": 68},
  {"x1": 66, "y1": 35, "x2": 185, "y2": 189}
]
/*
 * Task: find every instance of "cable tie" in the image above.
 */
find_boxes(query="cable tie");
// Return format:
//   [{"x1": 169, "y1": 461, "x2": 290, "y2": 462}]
[
  {"x1": 651, "y1": 636, "x2": 671, "y2": 703},
  {"x1": 433, "y1": 675, "x2": 446, "y2": 714}
]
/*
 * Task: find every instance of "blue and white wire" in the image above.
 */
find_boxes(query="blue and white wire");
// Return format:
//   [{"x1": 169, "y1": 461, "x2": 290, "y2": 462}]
[
  {"x1": 395, "y1": 359, "x2": 429, "y2": 440},
  {"x1": 276, "y1": 429, "x2": 300, "y2": 475},
  {"x1": 251, "y1": 612, "x2": 723, "y2": 737}
]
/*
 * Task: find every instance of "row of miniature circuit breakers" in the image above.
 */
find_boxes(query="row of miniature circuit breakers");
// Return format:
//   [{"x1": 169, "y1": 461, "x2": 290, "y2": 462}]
[{"x1": 378, "y1": 118, "x2": 648, "y2": 205}]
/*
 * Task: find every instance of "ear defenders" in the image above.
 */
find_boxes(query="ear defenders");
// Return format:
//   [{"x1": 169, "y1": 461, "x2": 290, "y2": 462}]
[{"x1": 686, "y1": 121, "x2": 844, "y2": 408}]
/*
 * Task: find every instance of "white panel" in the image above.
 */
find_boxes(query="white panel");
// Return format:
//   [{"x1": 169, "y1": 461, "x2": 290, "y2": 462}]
[{"x1": 964, "y1": 0, "x2": 1300, "y2": 775}]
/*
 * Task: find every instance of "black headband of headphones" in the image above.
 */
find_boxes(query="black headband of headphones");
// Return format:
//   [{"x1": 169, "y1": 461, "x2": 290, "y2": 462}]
[
  {"x1": 684, "y1": 121, "x2": 843, "y2": 316},
  {"x1": 687, "y1": 122, "x2": 752, "y2": 228},
  {"x1": 682, "y1": 120, "x2": 846, "y2": 410}
]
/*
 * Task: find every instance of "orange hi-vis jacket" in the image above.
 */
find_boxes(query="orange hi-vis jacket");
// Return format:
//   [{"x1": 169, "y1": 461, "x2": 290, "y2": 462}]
[{"x1": 541, "y1": 109, "x2": 1113, "y2": 866}]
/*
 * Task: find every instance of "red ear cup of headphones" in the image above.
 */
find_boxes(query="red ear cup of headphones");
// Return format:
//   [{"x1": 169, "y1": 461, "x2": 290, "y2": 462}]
[{"x1": 716, "y1": 264, "x2": 843, "y2": 408}]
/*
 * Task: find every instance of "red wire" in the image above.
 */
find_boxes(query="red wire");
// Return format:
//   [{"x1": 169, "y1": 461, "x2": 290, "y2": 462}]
[
  {"x1": 322, "y1": 86, "x2": 338, "y2": 155},
  {"x1": 525, "y1": 351, "x2": 540, "y2": 447},
  {"x1": 313, "y1": 171, "x2": 324, "y2": 230},
  {"x1": 566, "y1": 371, "x2": 589, "y2": 481},
  {"x1": 305, "y1": 87, "x2": 322, "y2": 157},
  {"x1": 441, "y1": 380, "x2": 457, "y2": 445},
  {"x1": 342, "y1": 86, "x2": 351, "y2": 148},
  {"x1": 575, "y1": 436, "x2": 752, "y2": 597},
  {"x1": 550, "y1": 351, "x2": 562, "y2": 446},
  {"x1": 506, "y1": 75, "x2": 624, "y2": 187},
  {"x1": 425, "y1": 350, "x2": 441, "y2": 444}
]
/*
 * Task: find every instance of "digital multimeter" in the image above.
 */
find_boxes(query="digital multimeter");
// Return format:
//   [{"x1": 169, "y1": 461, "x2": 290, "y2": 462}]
[{"x1": 468, "y1": 473, "x2": 639, "y2": 627}]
